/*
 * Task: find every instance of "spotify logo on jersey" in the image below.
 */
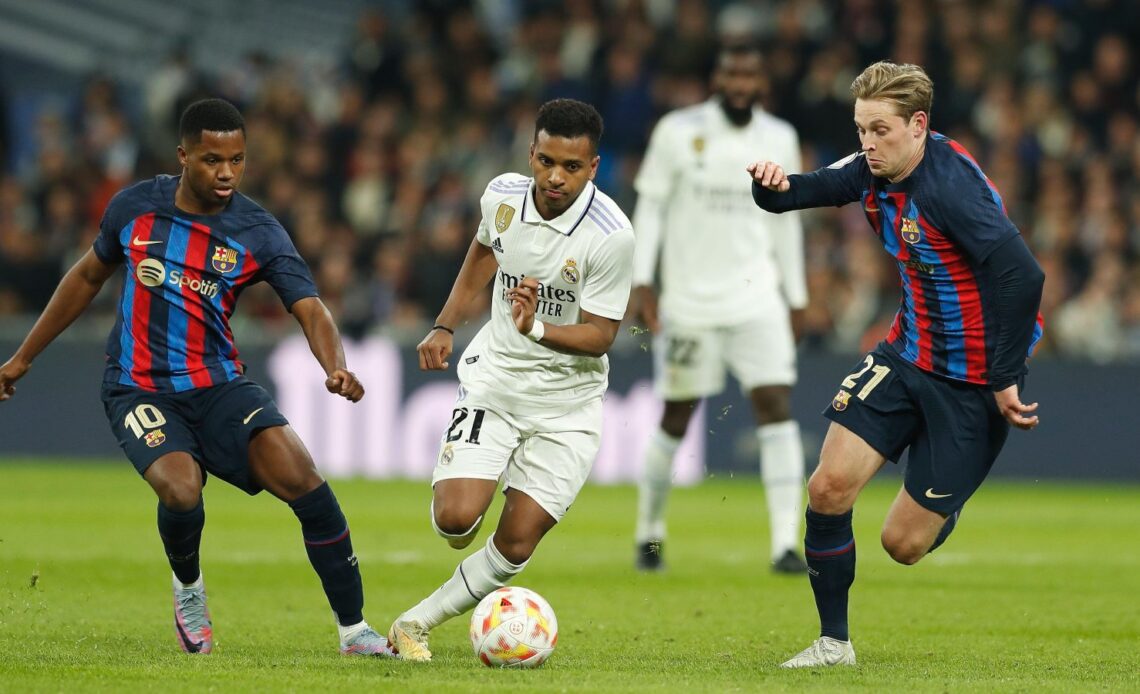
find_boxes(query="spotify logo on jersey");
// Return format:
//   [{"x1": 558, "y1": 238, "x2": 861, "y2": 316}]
[{"x1": 136, "y1": 258, "x2": 166, "y2": 287}]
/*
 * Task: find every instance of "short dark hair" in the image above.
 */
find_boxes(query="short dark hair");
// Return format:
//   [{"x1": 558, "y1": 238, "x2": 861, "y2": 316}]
[
  {"x1": 179, "y1": 98, "x2": 245, "y2": 143},
  {"x1": 533, "y1": 99, "x2": 604, "y2": 153},
  {"x1": 718, "y1": 42, "x2": 763, "y2": 65}
]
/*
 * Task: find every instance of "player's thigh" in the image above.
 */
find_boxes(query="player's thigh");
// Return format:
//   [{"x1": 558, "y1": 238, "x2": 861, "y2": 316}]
[
  {"x1": 653, "y1": 323, "x2": 725, "y2": 400},
  {"x1": 101, "y1": 383, "x2": 203, "y2": 486},
  {"x1": 493, "y1": 487, "x2": 559, "y2": 564},
  {"x1": 725, "y1": 312, "x2": 797, "y2": 391},
  {"x1": 901, "y1": 375, "x2": 1012, "y2": 516},
  {"x1": 812, "y1": 345, "x2": 922, "y2": 511},
  {"x1": 502, "y1": 399, "x2": 602, "y2": 523},
  {"x1": 197, "y1": 377, "x2": 292, "y2": 496},
  {"x1": 881, "y1": 484, "x2": 949, "y2": 562},
  {"x1": 432, "y1": 401, "x2": 521, "y2": 520}
]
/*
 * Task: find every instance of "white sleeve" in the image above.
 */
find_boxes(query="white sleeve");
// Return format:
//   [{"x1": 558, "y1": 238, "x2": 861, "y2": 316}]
[
  {"x1": 581, "y1": 231, "x2": 636, "y2": 320},
  {"x1": 770, "y1": 129, "x2": 808, "y2": 309},
  {"x1": 631, "y1": 118, "x2": 674, "y2": 287},
  {"x1": 475, "y1": 197, "x2": 492, "y2": 247},
  {"x1": 631, "y1": 195, "x2": 664, "y2": 286}
]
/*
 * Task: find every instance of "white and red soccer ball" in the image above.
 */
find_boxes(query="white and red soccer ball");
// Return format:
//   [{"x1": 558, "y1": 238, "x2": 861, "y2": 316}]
[{"x1": 469, "y1": 586, "x2": 558, "y2": 668}]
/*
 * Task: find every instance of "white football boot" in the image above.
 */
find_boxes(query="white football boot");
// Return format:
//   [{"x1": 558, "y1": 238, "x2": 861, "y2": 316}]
[{"x1": 780, "y1": 636, "x2": 856, "y2": 668}]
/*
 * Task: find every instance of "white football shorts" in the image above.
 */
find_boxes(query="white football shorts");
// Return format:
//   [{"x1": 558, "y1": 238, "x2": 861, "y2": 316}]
[
  {"x1": 431, "y1": 390, "x2": 602, "y2": 522},
  {"x1": 653, "y1": 311, "x2": 797, "y2": 400}
]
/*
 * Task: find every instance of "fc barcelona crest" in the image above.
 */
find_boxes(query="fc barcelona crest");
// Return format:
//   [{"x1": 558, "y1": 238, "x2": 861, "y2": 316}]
[
  {"x1": 831, "y1": 390, "x2": 852, "y2": 412},
  {"x1": 495, "y1": 203, "x2": 515, "y2": 233},
  {"x1": 144, "y1": 429, "x2": 167, "y2": 448},
  {"x1": 900, "y1": 217, "x2": 921, "y2": 245},
  {"x1": 212, "y1": 246, "x2": 238, "y2": 274}
]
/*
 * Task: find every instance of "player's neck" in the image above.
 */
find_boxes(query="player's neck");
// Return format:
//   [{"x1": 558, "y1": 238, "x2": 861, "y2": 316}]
[
  {"x1": 174, "y1": 177, "x2": 228, "y2": 216},
  {"x1": 888, "y1": 136, "x2": 927, "y2": 183}
]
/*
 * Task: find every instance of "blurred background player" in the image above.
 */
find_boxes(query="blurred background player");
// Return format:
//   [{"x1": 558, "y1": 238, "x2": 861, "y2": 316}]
[
  {"x1": 386, "y1": 99, "x2": 635, "y2": 661},
  {"x1": 0, "y1": 99, "x2": 392, "y2": 658},
  {"x1": 750, "y1": 61, "x2": 1045, "y2": 668},
  {"x1": 630, "y1": 44, "x2": 809, "y2": 573}
]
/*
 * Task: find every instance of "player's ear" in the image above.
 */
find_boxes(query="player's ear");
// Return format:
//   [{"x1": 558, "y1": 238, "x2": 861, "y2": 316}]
[
  {"x1": 911, "y1": 111, "x2": 928, "y2": 138},
  {"x1": 177, "y1": 144, "x2": 188, "y2": 168},
  {"x1": 588, "y1": 155, "x2": 600, "y2": 180}
]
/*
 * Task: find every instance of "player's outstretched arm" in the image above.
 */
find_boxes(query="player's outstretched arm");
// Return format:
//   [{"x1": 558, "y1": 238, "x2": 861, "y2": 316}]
[
  {"x1": 0, "y1": 249, "x2": 119, "y2": 401},
  {"x1": 508, "y1": 278, "x2": 619, "y2": 357},
  {"x1": 291, "y1": 297, "x2": 364, "y2": 402},
  {"x1": 417, "y1": 237, "x2": 499, "y2": 371}
]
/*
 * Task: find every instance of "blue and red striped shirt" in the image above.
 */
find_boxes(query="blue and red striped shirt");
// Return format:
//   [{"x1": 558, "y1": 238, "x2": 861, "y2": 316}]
[
  {"x1": 753, "y1": 132, "x2": 1043, "y2": 386},
  {"x1": 93, "y1": 175, "x2": 318, "y2": 392}
]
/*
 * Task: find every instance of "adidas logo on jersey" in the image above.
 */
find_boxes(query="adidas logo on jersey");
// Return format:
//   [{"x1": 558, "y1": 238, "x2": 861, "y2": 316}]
[{"x1": 492, "y1": 237, "x2": 504, "y2": 253}]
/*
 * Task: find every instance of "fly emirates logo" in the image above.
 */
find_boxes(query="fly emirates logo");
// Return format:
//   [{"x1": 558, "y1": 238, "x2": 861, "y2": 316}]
[{"x1": 498, "y1": 269, "x2": 576, "y2": 318}]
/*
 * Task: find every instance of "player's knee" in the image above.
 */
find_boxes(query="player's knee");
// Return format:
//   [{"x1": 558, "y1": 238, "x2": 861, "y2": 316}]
[
  {"x1": 661, "y1": 403, "x2": 693, "y2": 435},
  {"x1": 433, "y1": 504, "x2": 483, "y2": 539},
  {"x1": 158, "y1": 483, "x2": 202, "y2": 512},
  {"x1": 807, "y1": 471, "x2": 852, "y2": 514},
  {"x1": 880, "y1": 528, "x2": 926, "y2": 566},
  {"x1": 750, "y1": 387, "x2": 792, "y2": 424}
]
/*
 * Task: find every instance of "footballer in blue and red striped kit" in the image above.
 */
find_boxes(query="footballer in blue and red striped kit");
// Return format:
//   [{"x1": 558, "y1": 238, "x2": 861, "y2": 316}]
[
  {"x1": 0, "y1": 99, "x2": 394, "y2": 659},
  {"x1": 749, "y1": 62, "x2": 1046, "y2": 668}
]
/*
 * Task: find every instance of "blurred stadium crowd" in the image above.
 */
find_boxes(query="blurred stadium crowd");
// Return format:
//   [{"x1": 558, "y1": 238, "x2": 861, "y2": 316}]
[{"x1": 1, "y1": 0, "x2": 1138, "y2": 361}]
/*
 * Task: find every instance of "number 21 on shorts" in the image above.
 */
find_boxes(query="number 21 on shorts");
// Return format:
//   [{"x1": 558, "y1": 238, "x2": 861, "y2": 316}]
[{"x1": 841, "y1": 355, "x2": 891, "y2": 401}]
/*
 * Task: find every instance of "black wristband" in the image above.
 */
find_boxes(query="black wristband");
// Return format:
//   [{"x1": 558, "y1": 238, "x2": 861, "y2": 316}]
[{"x1": 431, "y1": 324, "x2": 455, "y2": 335}]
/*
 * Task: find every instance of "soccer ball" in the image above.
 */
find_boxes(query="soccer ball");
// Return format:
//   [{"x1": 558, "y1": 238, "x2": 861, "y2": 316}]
[{"x1": 469, "y1": 586, "x2": 558, "y2": 668}]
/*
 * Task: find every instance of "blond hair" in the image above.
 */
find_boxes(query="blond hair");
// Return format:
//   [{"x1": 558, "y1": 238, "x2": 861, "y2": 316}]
[{"x1": 850, "y1": 61, "x2": 933, "y2": 123}]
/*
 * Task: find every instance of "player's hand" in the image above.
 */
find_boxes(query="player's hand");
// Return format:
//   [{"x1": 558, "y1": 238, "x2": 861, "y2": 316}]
[
  {"x1": 0, "y1": 356, "x2": 30, "y2": 402},
  {"x1": 417, "y1": 327, "x2": 454, "y2": 371},
  {"x1": 629, "y1": 285, "x2": 660, "y2": 334},
  {"x1": 325, "y1": 368, "x2": 365, "y2": 402},
  {"x1": 994, "y1": 384, "x2": 1039, "y2": 430},
  {"x1": 790, "y1": 308, "x2": 806, "y2": 342},
  {"x1": 747, "y1": 161, "x2": 791, "y2": 192},
  {"x1": 508, "y1": 277, "x2": 539, "y2": 335}
]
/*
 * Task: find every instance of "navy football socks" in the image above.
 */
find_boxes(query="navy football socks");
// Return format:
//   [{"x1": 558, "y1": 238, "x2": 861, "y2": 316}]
[
  {"x1": 928, "y1": 509, "x2": 960, "y2": 554},
  {"x1": 289, "y1": 482, "x2": 364, "y2": 626},
  {"x1": 158, "y1": 499, "x2": 205, "y2": 585},
  {"x1": 804, "y1": 508, "x2": 856, "y2": 642}
]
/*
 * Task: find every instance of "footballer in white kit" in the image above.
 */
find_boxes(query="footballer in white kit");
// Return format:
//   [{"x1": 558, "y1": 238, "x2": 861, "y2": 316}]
[
  {"x1": 388, "y1": 99, "x2": 634, "y2": 662},
  {"x1": 630, "y1": 44, "x2": 810, "y2": 573}
]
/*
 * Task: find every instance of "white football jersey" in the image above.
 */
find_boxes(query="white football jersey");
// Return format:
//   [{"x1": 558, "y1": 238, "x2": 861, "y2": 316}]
[
  {"x1": 633, "y1": 100, "x2": 807, "y2": 327},
  {"x1": 458, "y1": 173, "x2": 635, "y2": 414}
]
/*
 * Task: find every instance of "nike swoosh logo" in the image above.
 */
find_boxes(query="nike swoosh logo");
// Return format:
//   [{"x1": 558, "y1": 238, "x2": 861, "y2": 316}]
[
  {"x1": 242, "y1": 407, "x2": 264, "y2": 425},
  {"x1": 925, "y1": 488, "x2": 953, "y2": 499},
  {"x1": 133, "y1": 235, "x2": 162, "y2": 246}
]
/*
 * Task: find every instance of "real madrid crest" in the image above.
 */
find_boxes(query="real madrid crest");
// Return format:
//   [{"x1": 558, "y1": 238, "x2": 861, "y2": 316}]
[
  {"x1": 440, "y1": 443, "x2": 454, "y2": 465},
  {"x1": 212, "y1": 246, "x2": 238, "y2": 273},
  {"x1": 900, "y1": 217, "x2": 921, "y2": 245},
  {"x1": 495, "y1": 203, "x2": 515, "y2": 233},
  {"x1": 831, "y1": 390, "x2": 851, "y2": 412},
  {"x1": 561, "y1": 258, "x2": 580, "y2": 284},
  {"x1": 692, "y1": 136, "x2": 705, "y2": 153}
]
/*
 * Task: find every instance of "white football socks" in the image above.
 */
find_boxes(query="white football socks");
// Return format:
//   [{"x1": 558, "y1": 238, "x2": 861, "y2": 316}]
[
  {"x1": 635, "y1": 428, "x2": 682, "y2": 544},
  {"x1": 758, "y1": 420, "x2": 806, "y2": 559},
  {"x1": 399, "y1": 534, "x2": 527, "y2": 630}
]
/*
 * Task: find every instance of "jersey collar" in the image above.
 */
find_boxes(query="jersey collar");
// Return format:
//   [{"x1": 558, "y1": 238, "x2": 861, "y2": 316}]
[{"x1": 520, "y1": 179, "x2": 597, "y2": 236}]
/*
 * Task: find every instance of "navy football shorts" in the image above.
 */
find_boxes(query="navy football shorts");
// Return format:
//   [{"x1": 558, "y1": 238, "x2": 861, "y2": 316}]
[
  {"x1": 822, "y1": 342, "x2": 1014, "y2": 514},
  {"x1": 101, "y1": 376, "x2": 289, "y2": 495}
]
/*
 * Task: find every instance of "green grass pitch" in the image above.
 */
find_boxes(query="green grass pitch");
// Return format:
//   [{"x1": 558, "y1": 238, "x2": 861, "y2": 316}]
[{"x1": 1, "y1": 460, "x2": 1137, "y2": 692}]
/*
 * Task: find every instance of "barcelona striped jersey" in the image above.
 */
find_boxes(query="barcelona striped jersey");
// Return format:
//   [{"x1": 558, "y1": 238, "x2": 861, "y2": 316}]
[
  {"x1": 93, "y1": 175, "x2": 318, "y2": 392},
  {"x1": 753, "y1": 132, "x2": 1043, "y2": 385}
]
